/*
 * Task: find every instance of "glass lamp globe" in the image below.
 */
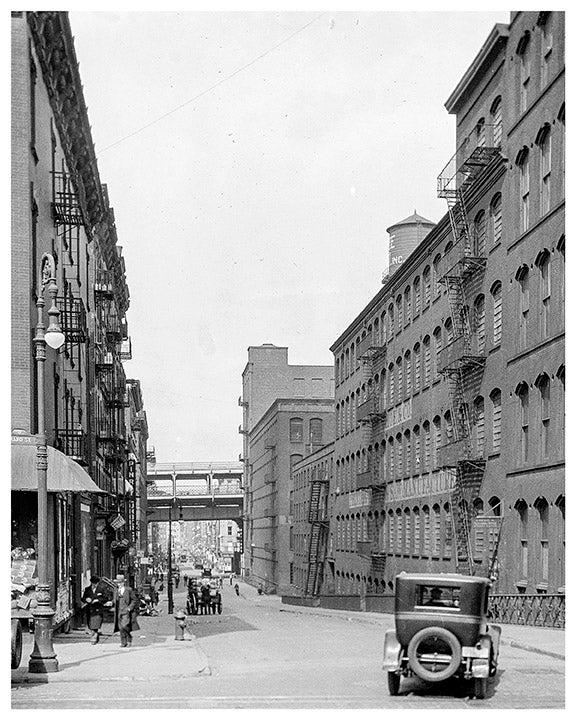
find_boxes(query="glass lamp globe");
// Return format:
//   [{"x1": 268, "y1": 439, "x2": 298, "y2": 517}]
[{"x1": 45, "y1": 329, "x2": 65, "y2": 349}]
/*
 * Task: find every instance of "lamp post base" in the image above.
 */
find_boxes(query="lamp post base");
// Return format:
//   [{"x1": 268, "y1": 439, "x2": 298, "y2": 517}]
[{"x1": 28, "y1": 585, "x2": 58, "y2": 673}]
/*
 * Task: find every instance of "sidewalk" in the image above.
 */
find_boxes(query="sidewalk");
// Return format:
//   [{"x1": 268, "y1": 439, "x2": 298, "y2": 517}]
[
  {"x1": 12, "y1": 593, "x2": 209, "y2": 685},
  {"x1": 274, "y1": 593, "x2": 565, "y2": 661}
]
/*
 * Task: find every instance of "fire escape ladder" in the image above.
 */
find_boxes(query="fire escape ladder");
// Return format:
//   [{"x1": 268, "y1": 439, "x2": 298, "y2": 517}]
[
  {"x1": 305, "y1": 478, "x2": 327, "y2": 596},
  {"x1": 450, "y1": 467, "x2": 475, "y2": 575},
  {"x1": 445, "y1": 188, "x2": 472, "y2": 255}
]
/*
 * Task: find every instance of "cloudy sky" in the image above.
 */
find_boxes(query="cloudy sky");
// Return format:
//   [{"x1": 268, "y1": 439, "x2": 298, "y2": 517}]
[{"x1": 67, "y1": 9, "x2": 510, "y2": 463}]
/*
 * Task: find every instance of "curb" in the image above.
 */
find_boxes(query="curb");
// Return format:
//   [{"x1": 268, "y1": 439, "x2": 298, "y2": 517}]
[{"x1": 503, "y1": 639, "x2": 565, "y2": 661}]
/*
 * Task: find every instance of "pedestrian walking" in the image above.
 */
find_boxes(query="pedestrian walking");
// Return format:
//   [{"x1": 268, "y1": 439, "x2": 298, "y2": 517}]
[
  {"x1": 234, "y1": 583, "x2": 240, "y2": 596},
  {"x1": 229, "y1": 572, "x2": 234, "y2": 586},
  {"x1": 112, "y1": 574, "x2": 140, "y2": 648},
  {"x1": 81, "y1": 576, "x2": 105, "y2": 645}
]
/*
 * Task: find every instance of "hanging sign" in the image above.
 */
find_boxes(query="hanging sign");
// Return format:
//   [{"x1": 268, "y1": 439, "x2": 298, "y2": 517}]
[{"x1": 110, "y1": 514, "x2": 126, "y2": 530}]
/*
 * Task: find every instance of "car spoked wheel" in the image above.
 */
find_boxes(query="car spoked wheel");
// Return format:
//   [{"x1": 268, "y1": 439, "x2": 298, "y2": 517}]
[{"x1": 407, "y1": 626, "x2": 462, "y2": 682}]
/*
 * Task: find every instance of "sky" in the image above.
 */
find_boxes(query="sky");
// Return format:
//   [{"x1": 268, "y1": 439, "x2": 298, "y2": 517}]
[{"x1": 66, "y1": 9, "x2": 511, "y2": 464}]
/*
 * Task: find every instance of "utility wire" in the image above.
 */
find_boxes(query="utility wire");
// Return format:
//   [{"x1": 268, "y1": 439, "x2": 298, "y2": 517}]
[{"x1": 100, "y1": 12, "x2": 325, "y2": 154}]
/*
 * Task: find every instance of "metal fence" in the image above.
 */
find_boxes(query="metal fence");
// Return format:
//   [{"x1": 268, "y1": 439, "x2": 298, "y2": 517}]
[{"x1": 488, "y1": 593, "x2": 565, "y2": 628}]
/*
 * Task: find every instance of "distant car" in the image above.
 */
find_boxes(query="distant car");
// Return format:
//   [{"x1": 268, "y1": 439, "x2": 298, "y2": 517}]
[{"x1": 382, "y1": 573, "x2": 501, "y2": 699}]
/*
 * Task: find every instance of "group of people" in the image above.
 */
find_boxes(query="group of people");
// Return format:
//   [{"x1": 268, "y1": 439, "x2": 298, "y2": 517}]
[{"x1": 81, "y1": 574, "x2": 140, "y2": 648}]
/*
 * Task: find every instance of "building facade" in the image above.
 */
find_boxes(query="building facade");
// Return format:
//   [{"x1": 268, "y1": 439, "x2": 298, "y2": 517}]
[
  {"x1": 11, "y1": 11, "x2": 148, "y2": 625},
  {"x1": 326, "y1": 11, "x2": 564, "y2": 598},
  {"x1": 239, "y1": 344, "x2": 334, "y2": 586},
  {"x1": 246, "y1": 399, "x2": 334, "y2": 594}
]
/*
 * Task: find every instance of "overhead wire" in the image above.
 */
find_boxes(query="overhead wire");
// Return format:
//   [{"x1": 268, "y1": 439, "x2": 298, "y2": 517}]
[{"x1": 99, "y1": 12, "x2": 325, "y2": 154}]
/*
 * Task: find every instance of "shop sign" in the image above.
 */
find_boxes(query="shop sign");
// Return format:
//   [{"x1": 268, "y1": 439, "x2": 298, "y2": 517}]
[
  {"x1": 110, "y1": 514, "x2": 126, "y2": 530},
  {"x1": 386, "y1": 469, "x2": 457, "y2": 503}
]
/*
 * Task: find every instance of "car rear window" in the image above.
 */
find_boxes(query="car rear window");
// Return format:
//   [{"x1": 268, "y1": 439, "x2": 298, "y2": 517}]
[{"x1": 416, "y1": 584, "x2": 461, "y2": 609}]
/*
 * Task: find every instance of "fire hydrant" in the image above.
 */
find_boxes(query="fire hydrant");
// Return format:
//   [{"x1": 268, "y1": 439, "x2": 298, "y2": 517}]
[{"x1": 174, "y1": 609, "x2": 187, "y2": 640}]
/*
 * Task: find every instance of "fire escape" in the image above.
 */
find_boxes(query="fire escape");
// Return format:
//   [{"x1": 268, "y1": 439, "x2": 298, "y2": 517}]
[
  {"x1": 436, "y1": 123, "x2": 501, "y2": 575},
  {"x1": 305, "y1": 468, "x2": 330, "y2": 596},
  {"x1": 355, "y1": 334, "x2": 388, "y2": 575},
  {"x1": 51, "y1": 170, "x2": 89, "y2": 465}
]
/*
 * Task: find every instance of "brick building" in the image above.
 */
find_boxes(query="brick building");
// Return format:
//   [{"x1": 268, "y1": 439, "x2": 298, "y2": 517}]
[
  {"x1": 324, "y1": 11, "x2": 564, "y2": 598},
  {"x1": 239, "y1": 344, "x2": 334, "y2": 590},
  {"x1": 11, "y1": 11, "x2": 149, "y2": 625}
]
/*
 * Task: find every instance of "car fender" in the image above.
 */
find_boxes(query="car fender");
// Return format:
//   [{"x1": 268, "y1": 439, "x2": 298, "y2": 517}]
[
  {"x1": 468, "y1": 633, "x2": 494, "y2": 678},
  {"x1": 383, "y1": 629, "x2": 402, "y2": 671}
]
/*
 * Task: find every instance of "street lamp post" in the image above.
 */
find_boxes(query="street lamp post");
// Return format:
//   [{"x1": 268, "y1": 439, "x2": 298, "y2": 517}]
[
  {"x1": 29, "y1": 253, "x2": 65, "y2": 674},
  {"x1": 167, "y1": 504, "x2": 173, "y2": 614}
]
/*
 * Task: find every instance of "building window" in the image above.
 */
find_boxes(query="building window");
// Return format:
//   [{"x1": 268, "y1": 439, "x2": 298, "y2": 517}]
[
  {"x1": 404, "y1": 509, "x2": 411, "y2": 555},
  {"x1": 404, "y1": 351, "x2": 412, "y2": 397},
  {"x1": 539, "y1": 13, "x2": 553, "y2": 88},
  {"x1": 558, "y1": 104, "x2": 565, "y2": 198},
  {"x1": 309, "y1": 418, "x2": 323, "y2": 445},
  {"x1": 516, "y1": 265, "x2": 530, "y2": 349},
  {"x1": 432, "y1": 416, "x2": 441, "y2": 468},
  {"x1": 432, "y1": 327, "x2": 442, "y2": 382},
  {"x1": 413, "y1": 508, "x2": 421, "y2": 555},
  {"x1": 537, "y1": 125, "x2": 552, "y2": 217},
  {"x1": 518, "y1": 33, "x2": 531, "y2": 114},
  {"x1": 443, "y1": 503, "x2": 453, "y2": 557},
  {"x1": 535, "y1": 374, "x2": 551, "y2": 459},
  {"x1": 474, "y1": 396, "x2": 485, "y2": 457},
  {"x1": 396, "y1": 433, "x2": 403, "y2": 478},
  {"x1": 473, "y1": 210, "x2": 486, "y2": 256},
  {"x1": 404, "y1": 286, "x2": 412, "y2": 325},
  {"x1": 423, "y1": 266, "x2": 431, "y2": 307},
  {"x1": 490, "y1": 193, "x2": 503, "y2": 246},
  {"x1": 396, "y1": 295, "x2": 403, "y2": 333},
  {"x1": 433, "y1": 255, "x2": 442, "y2": 298},
  {"x1": 396, "y1": 357, "x2": 403, "y2": 400},
  {"x1": 404, "y1": 429, "x2": 411, "y2": 477},
  {"x1": 423, "y1": 336, "x2": 431, "y2": 387},
  {"x1": 517, "y1": 147, "x2": 530, "y2": 232},
  {"x1": 490, "y1": 96, "x2": 503, "y2": 146},
  {"x1": 388, "y1": 304, "x2": 394, "y2": 339},
  {"x1": 413, "y1": 276, "x2": 421, "y2": 316},
  {"x1": 474, "y1": 294, "x2": 486, "y2": 354},
  {"x1": 491, "y1": 281, "x2": 502, "y2": 346},
  {"x1": 516, "y1": 383, "x2": 530, "y2": 464},
  {"x1": 432, "y1": 504, "x2": 441, "y2": 556},
  {"x1": 535, "y1": 498, "x2": 549, "y2": 584},
  {"x1": 290, "y1": 417, "x2": 304, "y2": 442},
  {"x1": 490, "y1": 389, "x2": 501, "y2": 454},
  {"x1": 476, "y1": 117, "x2": 486, "y2": 148},
  {"x1": 516, "y1": 500, "x2": 529, "y2": 580},
  {"x1": 536, "y1": 250, "x2": 551, "y2": 340},
  {"x1": 413, "y1": 343, "x2": 421, "y2": 393}
]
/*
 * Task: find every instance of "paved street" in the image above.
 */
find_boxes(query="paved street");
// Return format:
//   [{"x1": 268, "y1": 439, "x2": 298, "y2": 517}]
[{"x1": 12, "y1": 580, "x2": 565, "y2": 709}]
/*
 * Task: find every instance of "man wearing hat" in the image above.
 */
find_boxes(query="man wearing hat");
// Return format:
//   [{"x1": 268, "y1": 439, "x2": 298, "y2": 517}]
[
  {"x1": 82, "y1": 576, "x2": 105, "y2": 644},
  {"x1": 113, "y1": 574, "x2": 139, "y2": 648}
]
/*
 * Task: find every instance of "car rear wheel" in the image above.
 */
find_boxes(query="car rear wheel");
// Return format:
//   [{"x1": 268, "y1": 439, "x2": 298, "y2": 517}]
[
  {"x1": 387, "y1": 671, "x2": 401, "y2": 696},
  {"x1": 11, "y1": 619, "x2": 23, "y2": 669},
  {"x1": 407, "y1": 626, "x2": 462, "y2": 683}
]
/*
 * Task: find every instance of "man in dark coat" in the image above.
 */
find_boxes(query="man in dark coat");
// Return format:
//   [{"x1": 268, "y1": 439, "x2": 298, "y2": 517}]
[
  {"x1": 82, "y1": 576, "x2": 105, "y2": 644},
  {"x1": 113, "y1": 574, "x2": 140, "y2": 648}
]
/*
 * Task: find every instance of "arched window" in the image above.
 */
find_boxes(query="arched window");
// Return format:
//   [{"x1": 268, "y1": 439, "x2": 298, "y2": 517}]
[
  {"x1": 443, "y1": 502, "x2": 453, "y2": 557},
  {"x1": 396, "y1": 356, "x2": 403, "y2": 400},
  {"x1": 404, "y1": 508, "x2": 412, "y2": 555},
  {"x1": 558, "y1": 104, "x2": 565, "y2": 198},
  {"x1": 517, "y1": 31, "x2": 531, "y2": 113},
  {"x1": 388, "y1": 303, "x2": 394, "y2": 339},
  {"x1": 535, "y1": 373, "x2": 551, "y2": 459},
  {"x1": 404, "y1": 286, "x2": 412, "y2": 325},
  {"x1": 490, "y1": 192, "x2": 503, "y2": 246},
  {"x1": 387, "y1": 437, "x2": 394, "y2": 482},
  {"x1": 432, "y1": 327, "x2": 442, "y2": 382},
  {"x1": 538, "y1": 12, "x2": 553, "y2": 89},
  {"x1": 444, "y1": 317, "x2": 454, "y2": 345},
  {"x1": 396, "y1": 432, "x2": 403, "y2": 478},
  {"x1": 422, "y1": 505, "x2": 431, "y2": 556},
  {"x1": 472, "y1": 498, "x2": 485, "y2": 560},
  {"x1": 396, "y1": 294, "x2": 403, "y2": 332},
  {"x1": 536, "y1": 250, "x2": 551, "y2": 339},
  {"x1": 423, "y1": 266, "x2": 431, "y2": 307},
  {"x1": 309, "y1": 418, "x2": 323, "y2": 445},
  {"x1": 290, "y1": 417, "x2": 304, "y2": 442},
  {"x1": 413, "y1": 425, "x2": 421, "y2": 471},
  {"x1": 534, "y1": 497, "x2": 549, "y2": 584},
  {"x1": 473, "y1": 210, "x2": 487, "y2": 256},
  {"x1": 413, "y1": 343, "x2": 421, "y2": 393},
  {"x1": 517, "y1": 146, "x2": 530, "y2": 232},
  {"x1": 395, "y1": 508, "x2": 403, "y2": 554},
  {"x1": 388, "y1": 362, "x2": 395, "y2": 406},
  {"x1": 433, "y1": 254, "x2": 442, "y2": 297},
  {"x1": 516, "y1": 265, "x2": 530, "y2": 349},
  {"x1": 404, "y1": 351, "x2": 412, "y2": 397},
  {"x1": 474, "y1": 396, "x2": 485, "y2": 457},
  {"x1": 516, "y1": 499, "x2": 529, "y2": 582},
  {"x1": 516, "y1": 382, "x2": 530, "y2": 464},
  {"x1": 404, "y1": 429, "x2": 411, "y2": 476},
  {"x1": 490, "y1": 96, "x2": 503, "y2": 146},
  {"x1": 474, "y1": 294, "x2": 486, "y2": 353},
  {"x1": 423, "y1": 336, "x2": 431, "y2": 387},
  {"x1": 432, "y1": 416, "x2": 441, "y2": 468},
  {"x1": 412, "y1": 507, "x2": 421, "y2": 556},
  {"x1": 537, "y1": 124, "x2": 552, "y2": 216},
  {"x1": 491, "y1": 281, "x2": 503, "y2": 345},
  {"x1": 490, "y1": 389, "x2": 502, "y2": 454},
  {"x1": 476, "y1": 117, "x2": 486, "y2": 147},
  {"x1": 413, "y1": 276, "x2": 421, "y2": 316},
  {"x1": 432, "y1": 504, "x2": 441, "y2": 556},
  {"x1": 444, "y1": 410, "x2": 454, "y2": 445},
  {"x1": 423, "y1": 420, "x2": 431, "y2": 471}
]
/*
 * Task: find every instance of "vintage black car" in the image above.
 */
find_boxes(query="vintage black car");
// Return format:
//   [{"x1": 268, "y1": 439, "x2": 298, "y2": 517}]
[{"x1": 383, "y1": 573, "x2": 501, "y2": 699}]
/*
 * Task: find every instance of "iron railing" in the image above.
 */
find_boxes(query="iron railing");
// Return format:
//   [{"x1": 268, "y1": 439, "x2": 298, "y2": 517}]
[{"x1": 488, "y1": 593, "x2": 565, "y2": 628}]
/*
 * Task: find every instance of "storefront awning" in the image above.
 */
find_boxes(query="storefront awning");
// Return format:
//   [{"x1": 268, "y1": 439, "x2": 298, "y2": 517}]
[{"x1": 11, "y1": 442, "x2": 106, "y2": 494}]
